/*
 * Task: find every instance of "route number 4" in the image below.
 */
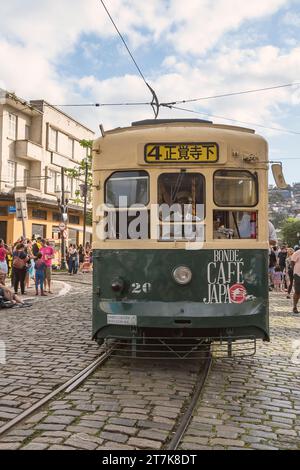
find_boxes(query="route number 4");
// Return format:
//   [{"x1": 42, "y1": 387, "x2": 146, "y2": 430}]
[{"x1": 131, "y1": 282, "x2": 152, "y2": 294}]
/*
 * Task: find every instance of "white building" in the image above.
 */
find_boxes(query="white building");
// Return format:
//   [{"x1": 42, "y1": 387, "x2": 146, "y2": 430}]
[{"x1": 0, "y1": 89, "x2": 94, "y2": 245}]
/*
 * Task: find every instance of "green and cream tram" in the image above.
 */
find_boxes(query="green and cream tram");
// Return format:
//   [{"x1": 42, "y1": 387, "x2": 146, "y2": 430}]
[{"x1": 92, "y1": 119, "x2": 271, "y2": 356}]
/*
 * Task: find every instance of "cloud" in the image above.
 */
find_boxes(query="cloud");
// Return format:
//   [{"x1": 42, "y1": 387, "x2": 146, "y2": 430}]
[{"x1": 0, "y1": 0, "x2": 298, "y2": 135}]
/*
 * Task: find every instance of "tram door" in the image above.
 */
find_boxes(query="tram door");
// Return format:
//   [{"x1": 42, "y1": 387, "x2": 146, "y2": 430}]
[{"x1": 0, "y1": 221, "x2": 7, "y2": 243}]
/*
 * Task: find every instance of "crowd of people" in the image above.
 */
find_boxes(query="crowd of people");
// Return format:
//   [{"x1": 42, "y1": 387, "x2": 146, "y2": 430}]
[
  {"x1": 0, "y1": 237, "x2": 92, "y2": 306},
  {"x1": 269, "y1": 244, "x2": 300, "y2": 313}
]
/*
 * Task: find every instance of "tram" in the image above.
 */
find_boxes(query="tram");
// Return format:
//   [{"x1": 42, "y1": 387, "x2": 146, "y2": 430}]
[{"x1": 92, "y1": 119, "x2": 272, "y2": 356}]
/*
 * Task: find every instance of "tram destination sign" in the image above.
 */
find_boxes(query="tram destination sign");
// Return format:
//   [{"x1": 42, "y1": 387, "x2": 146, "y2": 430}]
[{"x1": 144, "y1": 142, "x2": 219, "y2": 163}]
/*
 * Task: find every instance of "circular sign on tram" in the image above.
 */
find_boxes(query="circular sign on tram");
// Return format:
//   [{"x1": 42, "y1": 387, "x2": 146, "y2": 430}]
[{"x1": 229, "y1": 284, "x2": 247, "y2": 304}]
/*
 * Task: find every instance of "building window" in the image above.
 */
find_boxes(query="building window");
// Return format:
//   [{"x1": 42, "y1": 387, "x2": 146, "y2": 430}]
[
  {"x1": 7, "y1": 161, "x2": 16, "y2": 185},
  {"x1": 47, "y1": 169, "x2": 56, "y2": 193},
  {"x1": 52, "y1": 212, "x2": 61, "y2": 222},
  {"x1": 25, "y1": 125, "x2": 30, "y2": 140},
  {"x1": 32, "y1": 209, "x2": 47, "y2": 220},
  {"x1": 8, "y1": 113, "x2": 17, "y2": 140},
  {"x1": 49, "y1": 127, "x2": 58, "y2": 151},
  {"x1": 68, "y1": 228, "x2": 78, "y2": 246},
  {"x1": 69, "y1": 214, "x2": 80, "y2": 225},
  {"x1": 67, "y1": 137, "x2": 74, "y2": 158},
  {"x1": 32, "y1": 224, "x2": 46, "y2": 239},
  {"x1": 0, "y1": 207, "x2": 8, "y2": 216},
  {"x1": 65, "y1": 176, "x2": 73, "y2": 197},
  {"x1": 24, "y1": 169, "x2": 29, "y2": 187}
]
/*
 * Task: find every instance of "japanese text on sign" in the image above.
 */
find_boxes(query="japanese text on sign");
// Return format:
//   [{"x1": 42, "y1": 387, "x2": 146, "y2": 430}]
[{"x1": 144, "y1": 143, "x2": 219, "y2": 163}]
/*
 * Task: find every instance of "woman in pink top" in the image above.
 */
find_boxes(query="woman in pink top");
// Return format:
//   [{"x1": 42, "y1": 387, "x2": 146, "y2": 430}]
[{"x1": 0, "y1": 239, "x2": 9, "y2": 283}]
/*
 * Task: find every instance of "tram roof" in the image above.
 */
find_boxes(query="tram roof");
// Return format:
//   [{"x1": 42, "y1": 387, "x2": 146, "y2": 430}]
[{"x1": 102, "y1": 119, "x2": 256, "y2": 136}]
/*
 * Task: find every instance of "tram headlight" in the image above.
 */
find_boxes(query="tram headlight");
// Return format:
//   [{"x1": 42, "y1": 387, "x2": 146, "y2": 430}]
[
  {"x1": 111, "y1": 277, "x2": 124, "y2": 292},
  {"x1": 172, "y1": 266, "x2": 192, "y2": 285}
]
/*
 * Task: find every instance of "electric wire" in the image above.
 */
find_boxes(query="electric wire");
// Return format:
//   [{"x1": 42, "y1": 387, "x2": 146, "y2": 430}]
[
  {"x1": 162, "y1": 82, "x2": 300, "y2": 106},
  {"x1": 164, "y1": 104, "x2": 300, "y2": 136},
  {"x1": 99, "y1": 0, "x2": 159, "y2": 117}
]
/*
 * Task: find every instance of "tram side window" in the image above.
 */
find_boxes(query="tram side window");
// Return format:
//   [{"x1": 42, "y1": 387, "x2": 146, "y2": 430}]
[
  {"x1": 158, "y1": 173, "x2": 205, "y2": 241},
  {"x1": 104, "y1": 171, "x2": 149, "y2": 240}
]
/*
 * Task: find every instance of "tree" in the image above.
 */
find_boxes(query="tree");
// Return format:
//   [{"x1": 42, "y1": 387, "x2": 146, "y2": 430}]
[
  {"x1": 65, "y1": 139, "x2": 93, "y2": 225},
  {"x1": 269, "y1": 212, "x2": 287, "y2": 230},
  {"x1": 280, "y1": 218, "x2": 300, "y2": 246}
]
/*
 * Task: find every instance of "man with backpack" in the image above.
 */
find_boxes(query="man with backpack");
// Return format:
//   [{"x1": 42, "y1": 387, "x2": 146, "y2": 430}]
[{"x1": 12, "y1": 244, "x2": 29, "y2": 295}]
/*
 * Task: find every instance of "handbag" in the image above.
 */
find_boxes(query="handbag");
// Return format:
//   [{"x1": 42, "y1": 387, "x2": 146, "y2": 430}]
[{"x1": 13, "y1": 256, "x2": 26, "y2": 269}]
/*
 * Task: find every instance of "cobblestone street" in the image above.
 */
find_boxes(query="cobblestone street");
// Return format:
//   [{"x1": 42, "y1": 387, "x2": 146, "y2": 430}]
[{"x1": 0, "y1": 278, "x2": 299, "y2": 450}]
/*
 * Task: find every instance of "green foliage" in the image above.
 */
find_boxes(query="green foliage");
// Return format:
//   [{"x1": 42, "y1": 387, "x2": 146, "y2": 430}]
[
  {"x1": 65, "y1": 139, "x2": 93, "y2": 204},
  {"x1": 269, "y1": 212, "x2": 288, "y2": 230},
  {"x1": 280, "y1": 218, "x2": 300, "y2": 246}
]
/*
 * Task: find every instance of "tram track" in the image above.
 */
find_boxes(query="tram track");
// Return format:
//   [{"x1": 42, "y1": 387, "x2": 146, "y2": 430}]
[
  {"x1": 0, "y1": 346, "x2": 114, "y2": 439},
  {"x1": 166, "y1": 353, "x2": 212, "y2": 450}
]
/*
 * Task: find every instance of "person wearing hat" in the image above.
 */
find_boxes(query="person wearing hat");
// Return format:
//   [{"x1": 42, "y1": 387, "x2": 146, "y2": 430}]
[
  {"x1": 161, "y1": 191, "x2": 201, "y2": 241},
  {"x1": 291, "y1": 245, "x2": 300, "y2": 313}
]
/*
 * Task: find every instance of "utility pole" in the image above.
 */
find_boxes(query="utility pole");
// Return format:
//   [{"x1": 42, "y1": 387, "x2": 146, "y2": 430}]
[
  {"x1": 55, "y1": 168, "x2": 69, "y2": 270},
  {"x1": 82, "y1": 149, "x2": 89, "y2": 249},
  {"x1": 15, "y1": 192, "x2": 28, "y2": 239},
  {"x1": 61, "y1": 167, "x2": 66, "y2": 269}
]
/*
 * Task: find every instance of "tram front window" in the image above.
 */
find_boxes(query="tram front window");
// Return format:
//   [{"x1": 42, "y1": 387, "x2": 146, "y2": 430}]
[
  {"x1": 106, "y1": 171, "x2": 149, "y2": 207},
  {"x1": 158, "y1": 173, "x2": 205, "y2": 241},
  {"x1": 214, "y1": 170, "x2": 257, "y2": 207},
  {"x1": 104, "y1": 171, "x2": 149, "y2": 239}
]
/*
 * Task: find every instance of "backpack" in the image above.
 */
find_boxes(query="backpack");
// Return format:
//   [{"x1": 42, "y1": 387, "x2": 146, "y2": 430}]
[{"x1": 13, "y1": 256, "x2": 26, "y2": 269}]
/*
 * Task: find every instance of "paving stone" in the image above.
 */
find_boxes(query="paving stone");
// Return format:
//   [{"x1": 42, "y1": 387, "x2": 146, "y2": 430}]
[
  {"x1": 128, "y1": 437, "x2": 162, "y2": 449},
  {"x1": 22, "y1": 442, "x2": 50, "y2": 450},
  {"x1": 64, "y1": 436, "x2": 98, "y2": 450},
  {"x1": 100, "y1": 432, "x2": 128, "y2": 444},
  {"x1": 104, "y1": 424, "x2": 137, "y2": 436},
  {"x1": 0, "y1": 442, "x2": 21, "y2": 450},
  {"x1": 210, "y1": 438, "x2": 245, "y2": 447},
  {"x1": 43, "y1": 415, "x2": 76, "y2": 425}
]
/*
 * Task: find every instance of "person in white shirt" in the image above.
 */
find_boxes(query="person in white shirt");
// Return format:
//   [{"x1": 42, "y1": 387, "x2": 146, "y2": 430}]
[
  {"x1": 268, "y1": 221, "x2": 278, "y2": 246},
  {"x1": 291, "y1": 246, "x2": 300, "y2": 314}
]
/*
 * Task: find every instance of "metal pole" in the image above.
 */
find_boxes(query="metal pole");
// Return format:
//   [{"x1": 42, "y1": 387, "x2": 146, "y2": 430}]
[
  {"x1": 61, "y1": 167, "x2": 66, "y2": 270},
  {"x1": 83, "y1": 152, "x2": 88, "y2": 248},
  {"x1": 19, "y1": 198, "x2": 27, "y2": 239}
]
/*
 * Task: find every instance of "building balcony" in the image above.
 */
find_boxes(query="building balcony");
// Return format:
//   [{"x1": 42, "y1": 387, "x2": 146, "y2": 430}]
[{"x1": 15, "y1": 140, "x2": 43, "y2": 161}]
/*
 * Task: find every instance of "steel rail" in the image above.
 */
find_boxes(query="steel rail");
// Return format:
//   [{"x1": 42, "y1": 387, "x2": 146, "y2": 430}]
[
  {"x1": 166, "y1": 353, "x2": 212, "y2": 450},
  {"x1": 0, "y1": 347, "x2": 113, "y2": 438}
]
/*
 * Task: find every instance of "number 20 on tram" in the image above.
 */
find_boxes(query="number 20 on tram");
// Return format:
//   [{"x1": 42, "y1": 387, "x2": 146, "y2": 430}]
[{"x1": 92, "y1": 119, "x2": 271, "y2": 356}]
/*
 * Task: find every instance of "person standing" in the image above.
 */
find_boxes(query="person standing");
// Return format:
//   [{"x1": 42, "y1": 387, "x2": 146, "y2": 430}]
[
  {"x1": 291, "y1": 246, "x2": 300, "y2": 314},
  {"x1": 12, "y1": 244, "x2": 29, "y2": 295},
  {"x1": 40, "y1": 239, "x2": 54, "y2": 294},
  {"x1": 34, "y1": 253, "x2": 47, "y2": 296},
  {"x1": 0, "y1": 239, "x2": 9, "y2": 283},
  {"x1": 278, "y1": 245, "x2": 288, "y2": 289},
  {"x1": 68, "y1": 244, "x2": 78, "y2": 275},
  {"x1": 286, "y1": 247, "x2": 294, "y2": 299}
]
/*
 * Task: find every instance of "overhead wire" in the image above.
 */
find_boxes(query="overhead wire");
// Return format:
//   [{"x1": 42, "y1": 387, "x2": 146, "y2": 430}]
[
  {"x1": 163, "y1": 104, "x2": 300, "y2": 136},
  {"x1": 162, "y1": 82, "x2": 300, "y2": 106},
  {"x1": 99, "y1": 0, "x2": 159, "y2": 117}
]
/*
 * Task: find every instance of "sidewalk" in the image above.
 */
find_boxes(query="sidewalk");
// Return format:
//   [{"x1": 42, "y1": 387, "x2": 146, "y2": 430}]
[{"x1": 3, "y1": 278, "x2": 71, "y2": 304}]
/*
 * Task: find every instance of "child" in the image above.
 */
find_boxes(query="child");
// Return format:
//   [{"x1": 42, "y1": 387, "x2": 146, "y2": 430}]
[
  {"x1": 34, "y1": 253, "x2": 47, "y2": 296},
  {"x1": 272, "y1": 265, "x2": 283, "y2": 292}
]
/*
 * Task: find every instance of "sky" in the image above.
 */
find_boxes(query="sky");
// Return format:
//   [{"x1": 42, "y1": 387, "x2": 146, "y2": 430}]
[{"x1": 0, "y1": 0, "x2": 300, "y2": 184}]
